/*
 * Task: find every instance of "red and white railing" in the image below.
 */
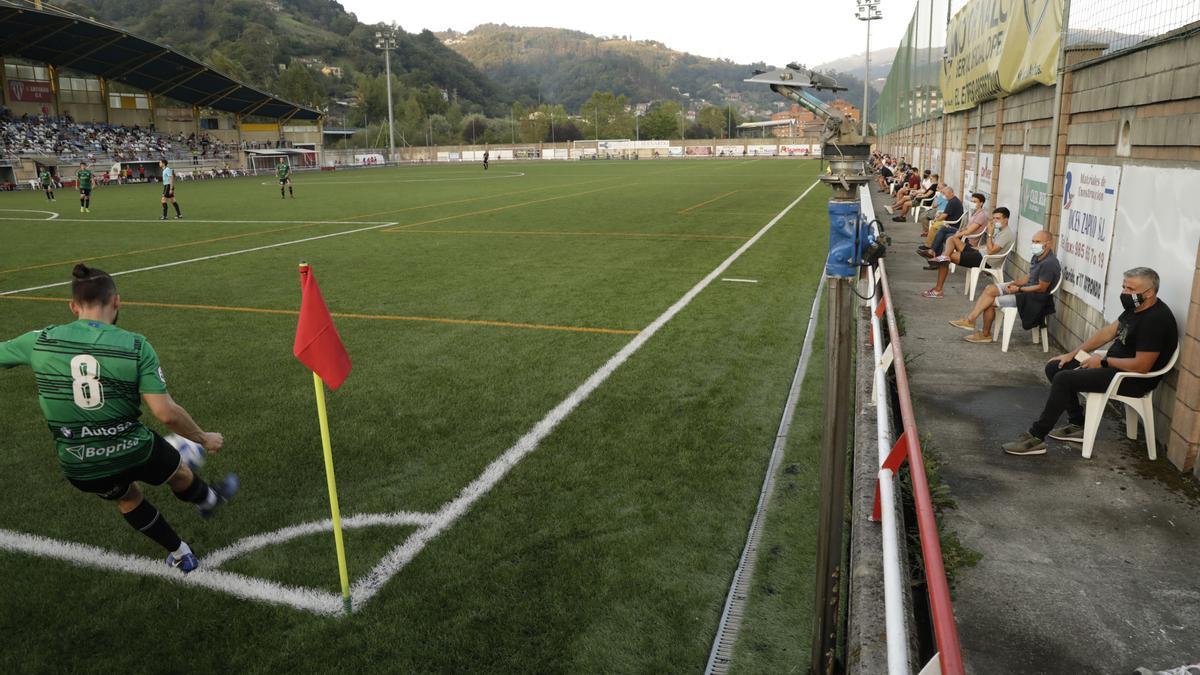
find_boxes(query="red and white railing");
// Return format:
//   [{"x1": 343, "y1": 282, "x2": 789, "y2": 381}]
[{"x1": 860, "y1": 185, "x2": 965, "y2": 675}]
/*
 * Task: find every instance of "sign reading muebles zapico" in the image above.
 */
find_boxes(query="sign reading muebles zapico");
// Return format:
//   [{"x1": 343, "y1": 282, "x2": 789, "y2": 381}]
[{"x1": 941, "y1": 0, "x2": 1063, "y2": 113}]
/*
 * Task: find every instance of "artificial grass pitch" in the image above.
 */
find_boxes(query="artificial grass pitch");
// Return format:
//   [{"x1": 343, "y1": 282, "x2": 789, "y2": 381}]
[{"x1": 0, "y1": 159, "x2": 826, "y2": 672}]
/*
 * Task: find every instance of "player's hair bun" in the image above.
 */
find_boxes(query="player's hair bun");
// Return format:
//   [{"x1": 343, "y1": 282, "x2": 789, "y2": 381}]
[{"x1": 72, "y1": 263, "x2": 92, "y2": 279}]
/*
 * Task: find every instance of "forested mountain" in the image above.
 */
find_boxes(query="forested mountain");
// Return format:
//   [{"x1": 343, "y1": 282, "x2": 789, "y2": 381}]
[
  {"x1": 53, "y1": 0, "x2": 506, "y2": 114},
  {"x1": 437, "y1": 24, "x2": 779, "y2": 111}
]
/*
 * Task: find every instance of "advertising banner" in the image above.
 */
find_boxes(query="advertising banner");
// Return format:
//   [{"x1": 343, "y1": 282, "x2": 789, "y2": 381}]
[
  {"x1": 977, "y1": 152, "x2": 995, "y2": 200},
  {"x1": 780, "y1": 144, "x2": 810, "y2": 156},
  {"x1": 7, "y1": 79, "x2": 52, "y2": 103},
  {"x1": 1059, "y1": 162, "x2": 1122, "y2": 311},
  {"x1": 1105, "y1": 166, "x2": 1200, "y2": 329},
  {"x1": 942, "y1": 0, "x2": 1062, "y2": 113},
  {"x1": 996, "y1": 152, "x2": 1025, "y2": 228},
  {"x1": 1016, "y1": 155, "x2": 1049, "y2": 260}
]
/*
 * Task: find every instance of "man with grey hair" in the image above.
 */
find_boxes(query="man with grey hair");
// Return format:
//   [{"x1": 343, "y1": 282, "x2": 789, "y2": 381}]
[{"x1": 1002, "y1": 266, "x2": 1178, "y2": 455}]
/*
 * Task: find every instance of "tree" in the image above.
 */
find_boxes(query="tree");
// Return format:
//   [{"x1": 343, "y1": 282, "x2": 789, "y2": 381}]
[
  {"x1": 461, "y1": 114, "x2": 488, "y2": 144},
  {"x1": 579, "y1": 91, "x2": 634, "y2": 140},
  {"x1": 277, "y1": 62, "x2": 325, "y2": 108},
  {"x1": 696, "y1": 104, "x2": 741, "y2": 139},
  {"x1": 639, "y1": 100, "x2": 683, "y2": 140}
]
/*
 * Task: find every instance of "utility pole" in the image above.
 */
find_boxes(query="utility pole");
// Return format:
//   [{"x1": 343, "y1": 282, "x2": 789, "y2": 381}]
[
  {"x1": 856, "y1": 2, "x2": 882, "y2": 137},
  {"x1": 375, "y1": 29, "x2": 397, "y2": 163}
]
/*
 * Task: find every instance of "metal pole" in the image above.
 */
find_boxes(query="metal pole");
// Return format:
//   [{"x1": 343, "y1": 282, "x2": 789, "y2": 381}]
[
  {"x1": 863, "y1": 20, "x2": 871, "y2": 136},
  {"x1": 384, "y1": 44, "x2": 395, "y2": 164},
  {"x1": 811, "y1": 275, "x2": 853, "y2": 675}
]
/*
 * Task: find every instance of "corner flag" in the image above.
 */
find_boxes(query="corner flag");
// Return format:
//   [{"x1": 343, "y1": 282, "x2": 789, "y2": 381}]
[
  {"x1": 293, "y1": 262, "x2": 353, "y2": 614},
  {"x1": 294, "y1": 263, "x2": 351, "y2": 390}
]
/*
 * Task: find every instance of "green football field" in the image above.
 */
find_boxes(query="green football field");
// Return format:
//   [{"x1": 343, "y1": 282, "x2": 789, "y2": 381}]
[{"x1": 0, "y1": 159, "x2": 828, "y2": 673}]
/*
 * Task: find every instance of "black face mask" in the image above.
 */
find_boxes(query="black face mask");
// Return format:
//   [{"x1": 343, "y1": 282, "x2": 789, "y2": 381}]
[{"x1": 1120, "y1": 292, "x2": 1146, "y2": 311}]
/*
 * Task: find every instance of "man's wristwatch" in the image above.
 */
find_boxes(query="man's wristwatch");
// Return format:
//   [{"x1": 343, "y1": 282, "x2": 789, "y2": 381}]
[{"x1": 1101, "y1": 357, "x2": 1110, "y2": 368}]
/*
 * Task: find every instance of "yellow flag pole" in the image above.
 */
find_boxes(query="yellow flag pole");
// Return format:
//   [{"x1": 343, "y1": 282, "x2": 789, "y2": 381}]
[{"x1": 312, "y1": 371, "x2": 352, "y2": 615}]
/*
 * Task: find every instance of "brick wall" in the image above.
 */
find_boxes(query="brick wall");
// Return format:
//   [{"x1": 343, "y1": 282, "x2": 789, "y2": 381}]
[{"x1": 879, "y1": 23, "x2": 1200, "y2": 473}]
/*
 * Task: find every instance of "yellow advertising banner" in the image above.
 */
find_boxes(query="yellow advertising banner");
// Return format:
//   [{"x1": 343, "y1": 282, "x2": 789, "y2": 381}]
[
  {"x1": 241, "y1": 122, "x2": 281, "y2": 132},
  {"x1": 941, "y1": 0, "x2": 1062, "y2": 113}
]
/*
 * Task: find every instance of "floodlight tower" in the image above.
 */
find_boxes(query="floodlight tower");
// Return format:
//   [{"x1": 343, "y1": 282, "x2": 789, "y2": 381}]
[
  {"x1": 856, "y1": 1, "x2": 882, "y2": 137},
  {"x1": 375, "y1": 28, "x2": 398, "y2": 164}
]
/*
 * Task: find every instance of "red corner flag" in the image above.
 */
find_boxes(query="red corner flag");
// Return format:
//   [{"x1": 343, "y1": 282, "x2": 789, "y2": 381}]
[{"x1": 294, "y1": 263, "x2": 352, "y2": 390}]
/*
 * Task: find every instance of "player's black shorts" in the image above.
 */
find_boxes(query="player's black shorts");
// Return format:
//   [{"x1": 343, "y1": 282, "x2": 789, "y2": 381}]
[
  {"x1": 67, "y1": 432, "x2": 182, "y2": 500},
  {"x1": 162, "y1": 185, "x2": 174, "y2": 198},
  {"x1": 278, "y1": 177, "x2": 291, "y2": 185},
  {"x1": 80, "y1": 188, "x2": 91, "y2": 196}
]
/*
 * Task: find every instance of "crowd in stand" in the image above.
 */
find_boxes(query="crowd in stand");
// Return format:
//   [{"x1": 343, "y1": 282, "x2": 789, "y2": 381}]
[
  {"x1": 869, "y1": 152, "x2": 1178, "y2": 457},
  {"x1": 1, "y1": 110, "x2": 177, "y2": 161}
]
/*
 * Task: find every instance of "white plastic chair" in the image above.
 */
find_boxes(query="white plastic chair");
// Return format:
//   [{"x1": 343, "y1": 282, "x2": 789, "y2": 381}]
[
  {"x1": 913, "y1": 196, "x2": 938, "y2": 223},
  {"x1": 992, "y1": 273, "x2": 1064, "y2": 352},
  {"x1": 1080, "y1": 344, "x2": 1180, "y2": 459},
  {"x1": 965, "y1": 240, "x2": 1015, "y2": 301}
]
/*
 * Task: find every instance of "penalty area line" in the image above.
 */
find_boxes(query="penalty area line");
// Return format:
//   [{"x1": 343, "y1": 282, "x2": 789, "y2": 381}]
[
  {"x1": 0, "y1": 220, "x2": 402, "y2": 297},
  {"x1": 348, "y1": 179, "x2": 823, "y2": 607}
]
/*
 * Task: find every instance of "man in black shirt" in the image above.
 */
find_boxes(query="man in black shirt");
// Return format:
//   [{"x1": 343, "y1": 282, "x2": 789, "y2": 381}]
[{"x1": 1002, "y1": 267, "x2": 1178, "y2": 455}]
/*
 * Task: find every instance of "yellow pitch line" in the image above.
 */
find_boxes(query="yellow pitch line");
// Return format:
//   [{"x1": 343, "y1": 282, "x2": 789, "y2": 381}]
[
  {"x1": 382, "y1": 183, "x2": 633, "y2": 232},
  {"x1": 386, "y1": 229, "x2": 750, "y2": 241},
  {"x1": 677, "y1": 190, "x2": 739, "y2": 215},
  {"x1": 0, "y1": 295, "x2": 639, "y2": 336}
]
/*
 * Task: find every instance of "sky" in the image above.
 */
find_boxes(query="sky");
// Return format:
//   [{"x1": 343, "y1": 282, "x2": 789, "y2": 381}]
[{"x1": 339, "y1": 0, "x2": 921, "y2": 69}]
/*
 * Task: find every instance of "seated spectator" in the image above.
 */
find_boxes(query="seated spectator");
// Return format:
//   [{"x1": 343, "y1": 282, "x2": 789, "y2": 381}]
[
  {"x1": 913, "y1": 185, "x2": 963, "y2": 250},
  {"x1": 1001, "y1": 267, "x2": 1178, "y2": 455},
  {"x1": 922, "y1": 205, "x2": 1014, "y2": 299},
  {"x1": 921, "y1": 191, "x2": 986, "y2": 260},
  {"x1": 876, "y1": 160, "x2": 895, "y2": 192},
  {"x1": 949, "y1": 229, "x2": 1059, "y2": 343},
  {"x1": 891, "y1": 174, "x2": 939, "y2": 222}
]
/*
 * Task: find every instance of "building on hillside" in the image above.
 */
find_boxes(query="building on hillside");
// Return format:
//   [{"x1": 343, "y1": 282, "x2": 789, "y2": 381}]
[{"x1": 769, "y1": 99, "x2": 860, "y2": 137}]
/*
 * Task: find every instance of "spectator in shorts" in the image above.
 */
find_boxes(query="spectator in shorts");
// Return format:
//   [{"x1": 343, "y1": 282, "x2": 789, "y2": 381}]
[
  {"x1": 921, "y1": 191, "x2": 987, "y2": 260},
  {"x1": 915, "y1": 185, "x2": 964, "y2": 250},
  {"x1": 891, "y1": 174, "x2": 939, "y2": 222},
  {"x1": 922, "y1": 206, "x2": 1015, "y2": 299},
  {"x1": 1001, "y1": 267, "x2": 1178, "y2": 455},
  {"x1": 949, "y1": 230, "x2": 1059, "y2": 343}
]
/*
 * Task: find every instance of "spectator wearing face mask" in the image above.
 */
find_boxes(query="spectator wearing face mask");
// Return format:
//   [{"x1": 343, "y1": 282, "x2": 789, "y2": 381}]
[
  {"x1": 1001, "y1": 267, "x2": 1178, "y2": 456},
  {"x1": 922, "y1": 205, "x2": 1015, "y2": 299},
  {"x1": 921, "y1": 191, "x2": 989, "y2": 260},
  {"x1": 949, "y1": 229, "x2": 1060, "y2": 343}
]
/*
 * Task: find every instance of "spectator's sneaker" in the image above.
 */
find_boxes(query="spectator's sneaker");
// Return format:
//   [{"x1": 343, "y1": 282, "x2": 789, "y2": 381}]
[
  {"x1": 1003, "y1": 432, "x2": 1047, "y2": 455},
  {"x1": 891, "y1": 216, "x2": 906, "y2": 222},
  {"x1": 918, "y1": 244, "x2": 931, "y2": 250},
  {"x1": 167, "y1": 550, "x2": 199, "y2": 574},
  {"x1": 921, "y1": 289, "x2": 944, "y2": 299},
  {"x1": 198, "y1": 474, "x2": 239, "y2": 519},
  {"x1": 884, "y1": 205, "x2": 895, "y2": 214},
  {"x1": 1048, "y1": 424, "x2": 1085, "y2": 442},
  {"x1": 965, "y1": 333, "x2": 993, "y2": 343},
  {"x1": 949, "y1": 318, "x2": 975, "y2": 331}
]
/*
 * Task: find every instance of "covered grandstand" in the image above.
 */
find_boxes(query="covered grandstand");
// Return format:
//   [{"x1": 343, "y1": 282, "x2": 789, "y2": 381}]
[{"x1": 0, "y1": 0, "x2": 321, "y2": 185}]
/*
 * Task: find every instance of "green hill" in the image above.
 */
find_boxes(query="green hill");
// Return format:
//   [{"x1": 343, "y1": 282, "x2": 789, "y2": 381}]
[
  {"x1": 54, "y1": 0, "x2": 506, "y2": 114},
  {"x1": 437, "y1": 24, "x2": 779, "y2": 111}
]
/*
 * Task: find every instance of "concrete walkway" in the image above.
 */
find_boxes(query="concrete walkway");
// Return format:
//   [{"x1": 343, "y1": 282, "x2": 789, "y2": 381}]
[{"x1": 871, "y1": 190, "x2": 1200, "y2": 674}]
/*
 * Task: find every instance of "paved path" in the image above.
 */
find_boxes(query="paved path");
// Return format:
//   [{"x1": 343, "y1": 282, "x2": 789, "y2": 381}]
[{"x1": 871, "y1": 189, "x2": 1200, "y2": 674}]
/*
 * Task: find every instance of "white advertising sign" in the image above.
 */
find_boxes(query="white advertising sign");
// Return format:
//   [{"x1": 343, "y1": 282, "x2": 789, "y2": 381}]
[
  {"x1": 996, "y1": 153, "x2": 1025, "y2": 230},
  {"x1": 746, "y1": 145, "x2": 778, "y2": 156},
  {"x1": 1016, "y1": 155, "x2": 1050, "y2": 261},
  {"x1": 977, "y1": 152, "x2": 995, "y2": 201},
  {"x1": 945, "y1": 151, "x2": 962, "y2": 194},
  {"x1": 1059, "y1": 162, "x2": 1123, "y2": 311},
  {"x1": 1105, "y1": 165, "x2": 1200, "y2": 331}
]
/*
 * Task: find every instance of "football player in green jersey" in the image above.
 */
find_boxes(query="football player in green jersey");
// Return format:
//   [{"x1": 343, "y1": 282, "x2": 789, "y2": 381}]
[
  {"x1": 0, "y1": 265, "x2": 238, "y2": 573},
  {"x1": 75, "y1": 161, "x2": 93, "y2": 213},
  {"x1": 277, "y1": 159, "x2": 293, "y2": 199},
  {"x1": 39, "y1": 167, "x2": 55, "y2": 202}
]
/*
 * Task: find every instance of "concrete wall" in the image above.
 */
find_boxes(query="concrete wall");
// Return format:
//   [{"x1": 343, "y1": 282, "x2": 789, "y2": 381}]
[{"x1": 878, "y1": 23, "x2": 1200, "y2": 476}]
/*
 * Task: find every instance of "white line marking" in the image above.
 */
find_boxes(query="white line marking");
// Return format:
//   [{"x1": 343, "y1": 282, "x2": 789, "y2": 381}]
[
  {"x1": 0, "y1": 528, "x2": 343, "y2": 615},
  {"x1": 348, "y1": 179, "x2": 822, "y2": 607},
  {"x1": 203, "y1": 511, "x2": 436, "y2": 568},
  {"x1": 0, "y1": 218, "x2": 393, "y2": 224},
  {"x1": 0, "y1": 220, "x2": 401, "y2": 297},
  {"x1": 257, "y1": 171, "x2": 526, "y2": 186},
  {"x1": 720, "y1": 278, "x2": 759, "y2": 284},
  {"x1": 0, "y1": 180, "x2": 822, "y2": 616},
  {"x1": 0, "y1": 209, "x2": 59, "y2": 221}
]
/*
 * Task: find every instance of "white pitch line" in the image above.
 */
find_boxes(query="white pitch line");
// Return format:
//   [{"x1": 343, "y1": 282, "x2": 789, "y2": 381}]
[
  {"x1": 257, "y1": 171, "x2": 526, "y2": 186},
  {"x1": 203, "y1": 510, "x2": 436, "y2": 569},
  {"x1": 0, "y1": 209, "x2": 59, "y2": 221},
  {"x1": 721, "y1": 278, "x2": 759, "y2": 284},
  {"x1": 0, "y1": 217, "x2": 394, "y2": 224},
  {"x1": 0, "y1": 527, "x2": 344, "y2": 615},
  {"x1": 0, "y1": 220, "x2": 401, "y2": 297},
  {"x1": 349, "y1": 179, "x2": 822, "y2": 606}
]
